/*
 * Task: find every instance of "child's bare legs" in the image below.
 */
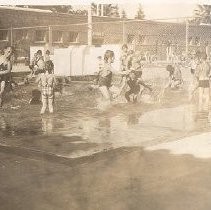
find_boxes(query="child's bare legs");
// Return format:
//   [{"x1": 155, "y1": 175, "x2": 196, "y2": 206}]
[
  {"x1": 198, "y1": 87, "x2": 203, "y2": 111},
  {"x1": 99, "y1": 86, "x2": 110, "y2": 102},
  {"x1": 48, "y1": 97, "x2": 54, "y2": 113},
  {"x1": 198, "y1": 87, "x2": 210, "y2": 111},
  {"x1": 99, "y1": 86, "x2": 111, "y2": 109},
  {"x1": 203, "y1": 88, "x2": 210, "y2": 110},
  {"x1": 133, "y1": 94, "x2": 138, "y2": 103},
  {"x1": 41, "y1": 95, "x2": 47, "y2": 114},
  {"x1": 0, "y1": 81, "x2": 6, "y2": 107}
]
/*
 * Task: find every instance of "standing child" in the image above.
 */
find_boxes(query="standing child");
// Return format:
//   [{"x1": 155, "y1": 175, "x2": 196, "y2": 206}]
[
  {"x1": 188, "y1": 53, "x2": 199, "y2": 101},
  {"x1": 36, "y1": 61, "x2": 57, "y2": 114},
  {"x1": 195, "y1": 52, "x2": 211, "y2": 111},
  {"x1": 95, "y1": 50, "x2": 114, "y2": 108},
  {"x1": 97, "y1": 56, "x2": 103, "y2": 71},
  {"x1": 120, "y1": 44, "x2": 129, "y2": 72}
]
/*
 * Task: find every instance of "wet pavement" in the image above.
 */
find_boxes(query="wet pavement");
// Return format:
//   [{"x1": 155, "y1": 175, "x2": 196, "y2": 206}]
[
  {"x1": 0, "y1": 80, "x2": 211, "y2": 159},
  {"x1": 1, "y1": 75, "x2": 211, "y2": 209}
]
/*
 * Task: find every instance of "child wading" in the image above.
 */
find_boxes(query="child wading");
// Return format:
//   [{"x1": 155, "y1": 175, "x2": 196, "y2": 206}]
[
  {"x1": 95, "y1": 50, "x2": 114, "y2": 108},
  {"x1": 36, "y1": 61, "x2": 57, "y2": 114},
  {"x1": 195, "y1": 52, "x2": 211, "y2": 111},
  {"x1": 125, "y1": 70, "x2": 152, "y2": 103},
  {"x1": 165, "y1": 64, "x2": 183, "y2": 89}
]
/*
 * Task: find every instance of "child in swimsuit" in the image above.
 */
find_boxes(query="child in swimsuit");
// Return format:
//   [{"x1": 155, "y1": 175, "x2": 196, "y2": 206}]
[
  {"x1": 36, "y1": 60, "x2": 57, "y2": 114},
  {"x1": 125, "y1": 70, "x2": 152, "y2": 103},
  {"x1": 195, "y1": 52, "x2": 211, "y2": 110},
  {"x1": 165, "y1": 64, "x2": 183, "y2": 89}
]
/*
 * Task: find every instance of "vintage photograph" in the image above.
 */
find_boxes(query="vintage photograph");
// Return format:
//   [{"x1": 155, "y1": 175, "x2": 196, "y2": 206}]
[{"x1": 0, "y1": 1, "x2": 211, "y2": 209}]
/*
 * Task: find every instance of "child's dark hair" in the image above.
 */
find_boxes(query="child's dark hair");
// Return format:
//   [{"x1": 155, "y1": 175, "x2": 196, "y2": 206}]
[
  {"x1": 45, "y1": 50, "x2": 50, "y2": 55},
  {"x1": 166, "y1": 64, "x2": 174, "y2": 75},
  {"x1": 45, "y1": 60, "x2": 54, "y2": 73},
  {"x1": 37, "y1": 50, "x2": 42, "y2": 55},
  {"x1": 104, "y1": 50, "x2": 114, "y2": 63}
]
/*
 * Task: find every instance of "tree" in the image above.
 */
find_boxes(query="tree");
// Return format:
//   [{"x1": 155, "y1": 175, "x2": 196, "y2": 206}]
[
  {"x1": 192, "y1": 5, "x2": 211, "y2": 24},
  {"x1": 90, "y1": 4, "x2": 120, "y2": 17},
  {"x1": 121, "y1": 9, "x2": 127, "y2": 19},
  {"x1": 15, "y1": 5, "x2": 88, "y2": 15},
  {"x1": 91, "y1": 3, "x2": 97, "y2": 15},
  {"x1": 110, "y1": 4, "x2": 120, "y2": 18},
  {"x1": 135, "y1": 4, "x2": 145, "y2": 20}
]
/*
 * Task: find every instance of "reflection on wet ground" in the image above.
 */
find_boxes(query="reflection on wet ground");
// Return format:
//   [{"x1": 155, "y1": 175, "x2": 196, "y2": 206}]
[{"x1": 0, "y1": 84, "x2": 211, "y2": 158}]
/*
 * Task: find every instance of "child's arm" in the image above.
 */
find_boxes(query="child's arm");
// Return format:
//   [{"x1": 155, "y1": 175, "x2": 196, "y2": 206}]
[
  {"x1": 138, "y1": 79, "x2": 152, "y2": 91},
  {"x1": 118, "y1": 77, "x2": 128, "y2": 94},
  {"x1": 53, "y1": 75, "x2": 58, "y2": 88},
  {"x1": 0, "y1": 62, "x2": 12, "y2": 75},
  {"x1": 35, "y1": 74, "x2": 42, "y2": 88}
]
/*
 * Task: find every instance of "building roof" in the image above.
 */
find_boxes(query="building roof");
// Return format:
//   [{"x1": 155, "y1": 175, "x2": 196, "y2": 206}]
[{"x1": 0, "y1": 5, "x2": 52, "y2": 13}]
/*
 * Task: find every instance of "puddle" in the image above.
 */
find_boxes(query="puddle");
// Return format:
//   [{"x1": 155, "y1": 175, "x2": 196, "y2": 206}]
[{"x1": 1, "y1": 83, "x2": 211, "y2": 158}]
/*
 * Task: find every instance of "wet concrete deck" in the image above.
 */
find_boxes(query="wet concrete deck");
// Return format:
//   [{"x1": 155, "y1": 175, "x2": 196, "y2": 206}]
[
  {"x1": 0, "y1": 80, "x2": 211, "y2": 160},
  {"x1": 1, "y1": 73, "x2": 211, "y2": 209}
]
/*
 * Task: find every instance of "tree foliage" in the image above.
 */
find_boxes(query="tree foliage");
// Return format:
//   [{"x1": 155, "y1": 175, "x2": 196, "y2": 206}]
[
  {"x1": 135, "y1": 4, "x2": 145, "y2": 20},
  {"x1": 16, "y1": 5, "x2": 88, "y2": 15},
  {"x1": 121, "y1": 9, "x2": 127, "y2": 19},
  {"x1": 90, "y1": 4, "x2": 120, "y2": 17},
  {"x1": 192, "y1": 5, "x2": 211, "y2": 24}
]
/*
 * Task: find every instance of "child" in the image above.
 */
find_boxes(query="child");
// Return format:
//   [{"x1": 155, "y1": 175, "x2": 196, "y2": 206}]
[
  {"x1": 93, "y1": 50, "x2": 114, "y2": 110},
  {"x1": 194, "y1": 52, "x2": 211, "y2": 110},
  {"x1": 45, "y1": 50, "x2": 51, "y2": 62},
  {"x1": 188, "y1": 54, "x2": 199, "y2": 101},
  {"x1": 36, "y1": 60, "x2": 57, "y2": 114},
  {"x1": 165, "y1": 64, "x2": 183, "y2": 89},
  {"x1": 34, "y1": 50, "x2": 45, "y2": 75},
  {"x1": 89, "y1": 56, "x2": 104, "y2": 91},
  {"x1": 125, "y1": 70, "x2": 152, "y2": 103},
  {"x1": 120, "y1": 44, "x2": 129, "y2": 72},
  {"x1": 29, "y1": 52, "x2": 37, "y2": 76},
  {"x1": 97, "y1": 56, "x2": 103, "y2": 71}
]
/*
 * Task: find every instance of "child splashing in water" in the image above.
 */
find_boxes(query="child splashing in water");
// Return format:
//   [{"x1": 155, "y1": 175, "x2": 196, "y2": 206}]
[
  {"x1": 36, "y1": 60, "x2": 57, "y2": 114},
  {"x1": 125, "y1": 70, "x2": 152, "y2": 103},
  {"x1": 95, "y1": 50, "x2": 115, "y2": 110}
]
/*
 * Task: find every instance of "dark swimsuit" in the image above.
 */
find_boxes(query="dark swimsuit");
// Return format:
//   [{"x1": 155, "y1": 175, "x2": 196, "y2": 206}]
[
  {"x1": 98, "y1": 71, "x2": 112, "y2": 88},
  {"x1": 127, "y1": 78, "x2": 140, "y2": 94},
  {"x1": 0, "y1": 63, "x2": 10, "y2": 82}
]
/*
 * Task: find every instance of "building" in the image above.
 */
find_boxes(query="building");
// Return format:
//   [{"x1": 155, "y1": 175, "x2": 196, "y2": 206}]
[{"x1": 0, "y1": 6, "x2": 211, "y2": 61}]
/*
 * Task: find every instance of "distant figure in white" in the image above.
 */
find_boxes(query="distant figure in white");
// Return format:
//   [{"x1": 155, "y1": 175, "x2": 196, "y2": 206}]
[
  {"x1": 0, "y1": 46, "x2": 13, "y2": 107},
  {"x1": 166, "y1": 40, "x2": 173, "y2": 62},
  {"x1": 188, "y1": 52, "x2": 200, "y2": 101}
]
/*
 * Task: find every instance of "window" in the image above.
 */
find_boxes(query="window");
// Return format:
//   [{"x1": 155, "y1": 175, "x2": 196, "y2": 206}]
[
  {"x1": 92, "y1": 37, "x2": 104, "y2": 45},
  {"x1": 35, "y1": 30, "x2": 46, "y2": 42},
  {"x1": 92, "y1": 31, "x2": 104, "y2": 45},
  {"x1": 53, "y1": 31, "x2": 63, "y2": 43},
  {"x1": 68, "y1": 31, "x2": 79, "y2": 43},
  {"x1": 188, "y1": 36, "x2": 193, "y2": 45},
  {"x1": 138, "y1": 35, "x2": 146, "y2": 44},
  {"x1": 195, "y1": 37, "x2": 200, "y2": 46},
  {"x1": 127, "y1": 34, "x2": 135, "y2": 44},
  {"x1": 0, "y1": 30, "x2": 8, "y2": 41},
  {"x1": 16, "y1": 30, "x2": 28, "y2": 41}
]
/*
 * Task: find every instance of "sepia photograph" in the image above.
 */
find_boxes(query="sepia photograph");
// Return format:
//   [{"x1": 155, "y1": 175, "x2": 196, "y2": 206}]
[{"x1": 0, "y1": 0, "x2": 211, "y2": 209}]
